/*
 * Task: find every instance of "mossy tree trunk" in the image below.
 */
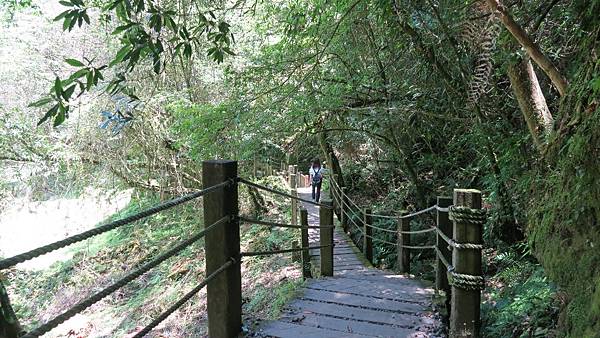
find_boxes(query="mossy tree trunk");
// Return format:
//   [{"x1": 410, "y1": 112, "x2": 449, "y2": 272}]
[{"x1": 507, "y1": 57, "x2": 553, "y2": 152}]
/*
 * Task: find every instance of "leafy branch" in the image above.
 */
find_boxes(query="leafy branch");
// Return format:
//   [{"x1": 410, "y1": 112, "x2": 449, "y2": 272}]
[{"x1": 30, "y1": 0, "x2": 235, "y2": 127}]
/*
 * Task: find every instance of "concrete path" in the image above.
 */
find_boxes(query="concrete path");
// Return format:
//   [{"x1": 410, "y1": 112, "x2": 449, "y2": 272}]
[{"x1": 257, "y1": 187, "x2": 441, "y2": 338}]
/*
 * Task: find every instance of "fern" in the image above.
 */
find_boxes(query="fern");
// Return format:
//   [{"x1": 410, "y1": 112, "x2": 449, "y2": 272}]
[{"x1": 460, "y1": 1, "x2": 499, "y2": 106}]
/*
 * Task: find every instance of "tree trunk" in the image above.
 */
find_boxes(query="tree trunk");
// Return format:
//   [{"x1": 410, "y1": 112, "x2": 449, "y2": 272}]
[
  {"x1": 507, "y1": 58, "x2": 554, "y2": 152},
  {"x1": 318, "y1": 131, "x2": 344, "y2": 188},
  {"x1": 485, "y1": 0, "x2": 568, "y2": 96},
  {"x1": 484, "y1": 139, "x2": 524, "y2": 243},
  {"x1": 246, "y1": 185, "x2": 268, "y2": 216},
  {"x1": 318, "y1": 131, "x2": 345, "y2": 221}
]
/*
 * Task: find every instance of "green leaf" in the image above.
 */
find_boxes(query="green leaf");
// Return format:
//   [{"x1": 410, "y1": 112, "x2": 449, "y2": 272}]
[
  {"x1": 63, "y1": 16, "x2": 72, "y2": 31},
  {"x1": 82, "y1": 11, "x2": 90, "y2": 24},
  {"x1": 86, "y1": 70, "x2": 93, "y2": 90},
  {"x1": 223, "y1": 47, "x2": 235, "y2": 56},
  {"x1": 150, "y1": 14, "x2": 162, "y2": 33},
  {"x1": 54, "y1": 77, "x2": 62, "y2": 98},
  {"x1": 166, "y1": 16, "x2": 177, "y2": 31},
  {"x1": 65, "y1": 58, "x2": 85, "y2": 67},
  {"x1": 107, "y1": 0, "x2": 121, "y2": 11},
  {"x1": 218, "y1": 21, "x2": 230, "y2": 33},
  {"x1": 68, "y1": 15, "x2": 77, "y2": 31},
  {"x1": 112, "y1": 22, "x2": 135, "y2": 35},
  {"x1": 184, "y1": 44, "x2": 192, "y2": 58},
  {"x1": 54, "y1": 10, "x2": 70, "y2": 21},
  {"x1": 53, "y1": 109, "x2": 66, "y2": 127},
  {"x1": 93, "y1": 69, "x2": 101, "y2": 85},
  {"x1": 28, "y1": 97, "x2": 53, "y2": 108},
  {"x1": 63, "y1": 84, "x2": 76, "y2": 100},
  {"x1": 69, "y1": 68, "x2": 89, "y2": 81},
  {"x1": 38, "y1": 104, "x2": 59, "y2": 126},
  {"x1": 110, "y1": 45, "x2": 131, "y2": 66},
  {"x1": 59, "y1": 0, "x2": 73, "y2": 7}
]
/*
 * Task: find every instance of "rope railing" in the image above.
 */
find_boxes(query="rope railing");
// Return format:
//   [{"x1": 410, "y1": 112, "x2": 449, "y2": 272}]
[
  {"x1": 8, "y1": 160, "x2": 489, "y2": 338},
  {"x1": 437, "y1": 227, "x2": 454, "y2": 247},
  {"x1": 435, "y1": 247, "x2": 452, "y2": 270},
  {"x1": 21, "y1": 215, "x2": 231, "y2": 338},
  {"x1": 364, "y1": 204, "x2": 439, "y2": 219},
  {"x1": 340, "y1": 192, "x2": 363, "y2": 214},
  {"x1": 400, "y1": 227, "x2": 437, "y2": 235},
  {"x1": 238, "y1": 177, "x2": 333, "y2": 209},
  {"x1": 342, "y1": 208, "x2": 364, "y2": 233},
  {"x1": 0, "y1": 180, "x2": 233, "y2": 271},
  {"x1": 436, "y1": 226, "x2": 484, "y2": 250},
  {"x1": 239, "y1": 217, "x2": 335, "y2": 229},
  {"x1": 362, "y1": 233, "x2": 396, "y2": 246},
  {"x1": 400, "y1": 244, "x2": 437, "y2": 250},
  {"x1": 241, "y1": 244, "x2": 333, "y2": 257},
  {"x1": 331, "y1": 176, "x2": 442, "y2": 219},
  {"x1": 344, "y1": 189, "x2": 362, "y2": 212},
  {"x1": 291, "y1": 165, "x2": 489, "y2": 334},
  {"x1": 337, "y1": 193, "x2": 436, "y2": 235},
  {"x1": 330, "y1": 178, "x2": 362, "y2": 214},
  {"x1": 339, "y1": 185, "x2": 445, "y2": 235},
  {"x1": 131, "y1": 258, "x2": 236, "y2": 338},
  {"x1": 330, "y1": 177, "x2": 455, "y2": 264}
]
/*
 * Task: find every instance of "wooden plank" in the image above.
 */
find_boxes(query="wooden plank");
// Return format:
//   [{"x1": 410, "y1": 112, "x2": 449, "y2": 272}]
[
  {"x1": 332, "y1": 247, "x2": 357, "y2": 253},
  {"x1": 330, "y1": 259, "x2": 364, "y2": 266},
  {"x1": 306, "y1": 279, "x2": 433, "y2": 302},
  {"x1": 312, "y1": 252, "x2": 360, "y2": 257},
  {"x1": 300, "y1": 289, "x2": 428, "y2": 313},
  {"x1": 286, "y1": 299, "x2": 423, "y2": 327},
  {"x1": 333, "y1": 272, "x2": 435, "y2": 291},
  {"x1": 259, "y1": 320, "x2": 368, "y2": 338},
  {"x1": 334, "y1": 264, "x2": 366, "y2": 271},
  {"x1": 278, "y1": 312, "x2": 425, "y2": 338}
]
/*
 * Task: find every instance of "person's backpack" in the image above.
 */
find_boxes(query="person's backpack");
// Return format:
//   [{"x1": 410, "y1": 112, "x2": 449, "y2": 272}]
[{"x1": 312, "y1": 168, "x2": 322, "y2": 184}]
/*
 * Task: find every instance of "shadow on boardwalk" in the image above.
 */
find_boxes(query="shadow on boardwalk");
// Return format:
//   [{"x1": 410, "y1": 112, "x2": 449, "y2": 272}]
[{"x1": 256, "y1": 187, "x2": 442, "y2": 338}]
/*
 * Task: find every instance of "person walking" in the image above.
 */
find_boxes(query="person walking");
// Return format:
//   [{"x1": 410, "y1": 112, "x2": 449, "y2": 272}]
[{"x1": 309, "y1": 159, "x2": 323, "y2": 202}]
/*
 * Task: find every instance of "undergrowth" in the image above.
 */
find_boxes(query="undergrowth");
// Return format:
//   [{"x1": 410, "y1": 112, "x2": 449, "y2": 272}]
[
  {"x1": 482, "y1": 249, "x2": 559, "y2": 338},
  {"x1": 5, "y1": 174, "x2": 303, "y2": 337}
]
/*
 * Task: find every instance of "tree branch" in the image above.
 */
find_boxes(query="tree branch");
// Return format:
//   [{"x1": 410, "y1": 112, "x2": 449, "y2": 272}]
[{"x1": 486, "y1": 0, "x2": 568, "y2": 96}]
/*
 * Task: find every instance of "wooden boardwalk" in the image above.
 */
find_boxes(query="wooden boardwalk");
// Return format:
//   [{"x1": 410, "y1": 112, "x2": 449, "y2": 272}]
[{"x1": 258, "y1": 187, "x2": 441, "y2": 338}]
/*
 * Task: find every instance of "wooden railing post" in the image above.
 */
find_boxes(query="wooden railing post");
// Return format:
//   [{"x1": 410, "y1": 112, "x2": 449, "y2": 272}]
[
  {"x1": 450, "y1": 189, "x2": 483, "y2": 338},
  {"x1": 397, "y1": 212, "x2": 411, "y2": 273},
  {"x1": 202, "y1": 160, "x2": 241, "y2": 338},
  {"x1": 289, "y1": 165, "x2": 298, "y2": 225},
  {"x1": 319, "y1": 199, "x2": 334, "y2": 276},
  {"x1": 363, "y1": 208, "x2": 373, "y2": 263},
  {"x1": 292, "y1": 241, "x2": 301, "y2": 262},
  {"x1": 300, "y1": 208, "x2": 312, "y2": 279},
  {"x1": 0, "y1": 281, "x2": 23, "y2": 338},
  {"x1": 436, "y1": 197, "x2": 453, "y2": 298}
]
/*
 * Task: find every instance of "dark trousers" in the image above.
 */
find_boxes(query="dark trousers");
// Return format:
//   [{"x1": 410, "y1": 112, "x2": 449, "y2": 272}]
[{"x1": 312, "y1": 181, "x2": 322, "y2": 202}]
